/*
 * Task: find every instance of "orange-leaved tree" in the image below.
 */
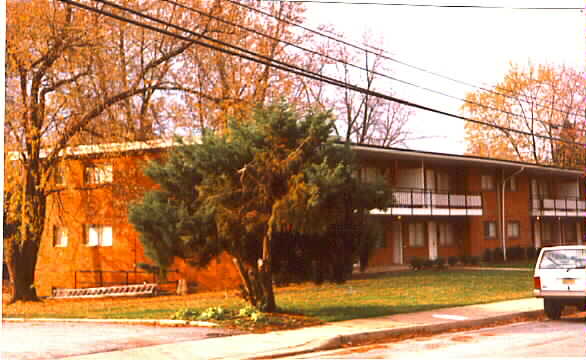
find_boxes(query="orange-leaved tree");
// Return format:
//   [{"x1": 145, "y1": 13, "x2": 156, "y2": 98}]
[{"x1": 462, "y1": 63, "x2": 585, "y2": 167}]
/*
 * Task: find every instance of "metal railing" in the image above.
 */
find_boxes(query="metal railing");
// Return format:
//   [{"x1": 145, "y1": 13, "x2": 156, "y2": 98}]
[
  {"x1": 530, "y1": 195, "x2": 586, "y2": 217},
  {"x1": 372, "y1": 187, "x2": 483, "y2": 216},
  {"x1": 73, "y1": 269, "x2": 179, "y2": 289}
]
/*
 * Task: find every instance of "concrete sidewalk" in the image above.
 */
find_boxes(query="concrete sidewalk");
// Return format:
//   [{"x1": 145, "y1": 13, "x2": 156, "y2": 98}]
[{"x1": 62, "y1": 297, "x2": 544, "y2": 360}]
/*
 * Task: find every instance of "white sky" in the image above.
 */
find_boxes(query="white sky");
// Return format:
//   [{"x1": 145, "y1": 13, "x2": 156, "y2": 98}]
[{"x1": 302, "y1": 0, "x2": 586, "y2": 154}]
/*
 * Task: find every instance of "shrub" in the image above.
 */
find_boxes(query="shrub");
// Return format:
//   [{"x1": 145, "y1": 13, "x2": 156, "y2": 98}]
[
  {"x1": 482, "y1": 248, "x2": 493, "y2": 263},
  {"x1": 469, "y1": 256, "x2": 480, "y2": 266},
  {"x1": 508, "y1": 246, "x2": 524, "y2": 261},
  {"x1": 447, "y1": 256, "x2": 458, "y2": 266},
  {"x1": 197, "y1": 306, "x2": 228, "y2": 321},
  {"x1": 409, "y1": 257, "x2": 424, "y2": 271},
  {"x1": 172, "y1": 308, "x2": 199, "y2": 321},
  {"x1": 434, "y1": 257, "x2": 446, "y2": 269},
  {"x1": 423, "y1": 259, "x2": 435, "y2": 269},
  {"x1": 493, "y1": 248, "x2": 504, "y2": 262},
  {"x1": 525, "y1": 247, "x2": 538, "y2": 260}
]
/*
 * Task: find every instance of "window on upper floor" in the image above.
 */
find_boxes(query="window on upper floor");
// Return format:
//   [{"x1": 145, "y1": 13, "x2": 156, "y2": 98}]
[
  {"x1": 55, "y1": 165, "x2": 66, "y2": 186},
  {"x1": 84, "y1": 164, "x2": 113, "y2": 185},
  {"x1": 481, "y1": 175, "x2": 495, "y2": 191},
  {"x1": 484, "y1": 221, "x2": 497, "y2": 239},
  {"x1": 506, "y1": 176, "x2": 517, "y2": 191},
  {"x1": 85, "y1": 225, "x2": 113, "y2": 247},
  {"x1": 507, "y1": 221, "x2": 520, "y2": 239},
  {"x1": 53, "y1": 226, "x2": 68, "y2": 247}
]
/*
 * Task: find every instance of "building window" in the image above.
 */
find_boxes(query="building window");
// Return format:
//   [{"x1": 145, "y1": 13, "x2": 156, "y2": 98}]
[
  {"x1": 85, "y1": 164, "x2": 113, "y2": 185},
  {"x1": 563, "y1": 222, "x2": 577, "y2": 245},
  {"x1": 408, "y1": 223, "x2": 425, "y2": 247},
  {"x1": 361, "y1": 167, "x2": 379, "y2": 184},
  {"x1": 481, "y1": 175, "x2": 495, "y2": 191},
  {"x1": 506, "y1": 176, "x2": 517, "y2": 191},
  {"x1": 85, "y1": 225, "x2": 113, "y2": 247},
  {"x1": 507, "y1": 221, "x2": 520, "y2": 239},
  {"x1": 55, "y1": 166, "x2": 66, "y2": 186},
  {"x1": 438, "y1": 223, "x2": 455, "y2": 246},
  {"x1": 484, "y1": 221, "x2": 497, "y2": 239},
  {"x1": 53, "y1": 226, "x2": 68, "y2": 247}
]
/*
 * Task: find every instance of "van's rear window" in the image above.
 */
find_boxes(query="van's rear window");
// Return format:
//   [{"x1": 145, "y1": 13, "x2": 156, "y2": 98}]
[{"x1": 539, "y1": 249, "x2": 586, "y2": 269}]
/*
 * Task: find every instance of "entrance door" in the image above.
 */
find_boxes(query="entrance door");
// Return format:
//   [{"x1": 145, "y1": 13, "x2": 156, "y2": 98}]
[
  {"x1": 392, "y1": 221, "x2": 403, "y2": 264},
  {"x1": 428, "y1": 221, "x2": 438, "y2": 260}
]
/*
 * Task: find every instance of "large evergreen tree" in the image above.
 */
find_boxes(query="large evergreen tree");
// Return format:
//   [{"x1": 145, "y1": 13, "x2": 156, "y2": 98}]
[{"x1": 130, "y1": 102, "x2": 391, "y2": 311}]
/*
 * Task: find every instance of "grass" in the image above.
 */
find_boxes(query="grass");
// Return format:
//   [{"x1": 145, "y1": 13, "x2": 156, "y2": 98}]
[
  {"x1": 479, "y1": 261, "x2": 536, "y2": 269},
  {"x1": 3, "y1": 270, "x2": 533, "y2": 327}
]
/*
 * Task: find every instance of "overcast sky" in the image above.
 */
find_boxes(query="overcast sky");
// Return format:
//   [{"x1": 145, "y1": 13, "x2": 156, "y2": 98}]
[{"x1": 302, "y1": 0, "x2": 585, "y2": 154}]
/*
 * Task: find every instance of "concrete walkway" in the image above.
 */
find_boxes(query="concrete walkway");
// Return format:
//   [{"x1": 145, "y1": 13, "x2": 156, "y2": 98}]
[{"x1": 58, "y1": 297, "x2": 544, "y2": 360}]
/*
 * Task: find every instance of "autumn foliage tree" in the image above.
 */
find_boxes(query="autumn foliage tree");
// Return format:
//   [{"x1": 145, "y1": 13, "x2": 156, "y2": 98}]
[
  {"x1": 462, "y1": 63, "x2": 586, "y2": 167},
  {"x1": 4, "y1": 0, "x2": 310, "y2": 302}
]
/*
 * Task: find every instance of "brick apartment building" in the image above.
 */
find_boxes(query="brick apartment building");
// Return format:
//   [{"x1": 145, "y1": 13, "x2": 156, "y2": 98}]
[{"x1": 24, "y1": 140, "x2": 585, "y2": 296}]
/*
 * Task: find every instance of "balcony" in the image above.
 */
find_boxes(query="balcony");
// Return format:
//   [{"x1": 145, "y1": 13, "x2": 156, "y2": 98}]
[
  {"x1": 370, "y1": 188, "x2": 483, "y2": 216},
  {"x1": 531, "y1": 196, "x2": 586, "y2": 217}
]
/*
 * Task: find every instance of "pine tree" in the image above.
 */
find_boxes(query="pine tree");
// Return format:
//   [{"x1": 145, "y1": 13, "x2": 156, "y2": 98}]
[{"x1": 130, "y1": 102, "x2": 392, "y2": 311}]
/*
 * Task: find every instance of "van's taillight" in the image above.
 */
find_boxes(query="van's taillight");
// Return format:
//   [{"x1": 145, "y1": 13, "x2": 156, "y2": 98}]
[{"x1": 533, "y1": 276, "x2": 541, "y2": 290}]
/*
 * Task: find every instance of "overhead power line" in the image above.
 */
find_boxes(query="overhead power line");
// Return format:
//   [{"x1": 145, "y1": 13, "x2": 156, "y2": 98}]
[
  {"x1": 158, "y1": 0, "x2": 550, "y2": 123},
  {"x1": 259, "y1": 0, "x2": 583, "y2": 10},
  {"x1": 227, "y1": 0, "x2": 586, "y2": 120},
  {"x1": 58, "y1": 0, "x2": 586, "y2": 148}
]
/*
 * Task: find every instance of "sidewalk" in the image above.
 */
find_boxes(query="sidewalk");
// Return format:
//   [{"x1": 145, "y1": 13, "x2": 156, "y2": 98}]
[{"x1": 62, "y1": 297, "x2": 544, "y2": 360}]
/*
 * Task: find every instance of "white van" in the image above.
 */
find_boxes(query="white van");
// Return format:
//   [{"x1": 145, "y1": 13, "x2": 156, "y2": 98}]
[{"x1": 533, "y1": 246, "x2": 586, "y2": 320}]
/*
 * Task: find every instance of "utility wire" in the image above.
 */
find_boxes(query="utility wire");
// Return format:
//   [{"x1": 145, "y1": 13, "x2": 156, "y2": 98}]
[
  {"x1": 227, "y1": 0, "x2": 586, "y2": 119},
  {"x1": 58, "y1": 0, "x2": 586, "y2": 148},
  {"x1": 159, "y1": 0, "x2": 546, "y2": 123},
  {"x1": 259, "y1": 0, "x2": 583, "y2": 10}
]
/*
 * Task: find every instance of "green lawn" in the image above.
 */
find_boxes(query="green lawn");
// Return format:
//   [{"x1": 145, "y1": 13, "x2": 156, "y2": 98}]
[
  {"x1": 3, "y1": 270, "x2": 533, "y2": 323},
  {"x1": 479, "y1": 261, "x2": 536, "y2": 269}
]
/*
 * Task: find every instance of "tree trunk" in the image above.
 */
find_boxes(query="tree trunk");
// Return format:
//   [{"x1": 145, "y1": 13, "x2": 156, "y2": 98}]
[
  {"x1": 257, "y1": 231, "x2": 276, "y2": 312},
  {"x1": 7, "y1": 162, "x2": 48, "y2": 303}
]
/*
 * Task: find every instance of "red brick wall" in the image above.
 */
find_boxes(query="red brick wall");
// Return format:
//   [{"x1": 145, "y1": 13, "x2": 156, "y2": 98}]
[{"x1": 35, "y1": 150, "x2": 240, "y2": 297}]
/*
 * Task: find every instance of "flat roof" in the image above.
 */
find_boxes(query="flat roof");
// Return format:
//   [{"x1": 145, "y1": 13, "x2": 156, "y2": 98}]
[{"x1": 350, "y1": 143, "x2": 584, "y2": 177}]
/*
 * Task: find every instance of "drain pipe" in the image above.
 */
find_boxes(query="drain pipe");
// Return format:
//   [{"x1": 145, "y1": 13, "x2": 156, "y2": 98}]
[{"x1": 501, "y1": 167, "x2": 525, "y2": 261}]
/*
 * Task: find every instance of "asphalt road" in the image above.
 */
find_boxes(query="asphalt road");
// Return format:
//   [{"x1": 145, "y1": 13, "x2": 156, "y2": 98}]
[
  {"x1": 292, "y1": 314, "x2": 586, "y2": 360},
  {"x1": 1, "y1": 321, "x2": 236, "y2": 360}
]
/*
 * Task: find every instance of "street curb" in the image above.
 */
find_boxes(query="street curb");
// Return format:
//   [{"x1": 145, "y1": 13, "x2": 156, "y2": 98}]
[
  {"x1": 2, "y1": 317, "x2": 218, "y2": 327},
  {"x1": 249, "y1": 309, "x2": 544, "y2": 360}
]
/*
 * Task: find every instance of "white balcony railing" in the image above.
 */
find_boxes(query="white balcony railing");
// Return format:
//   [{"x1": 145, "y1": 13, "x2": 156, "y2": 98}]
[
  {"x1": 370, "y1": 188, "x2": 483, "y2": 216},
  {"x1": 531, "y1": 197, "x2": 586, "y2": 217}
]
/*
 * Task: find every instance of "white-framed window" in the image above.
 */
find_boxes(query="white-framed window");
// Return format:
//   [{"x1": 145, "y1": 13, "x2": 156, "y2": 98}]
[
  {"x1": 408, "y1": 223, "x2": 425, "y2": 247},
  {"x1": 85, "y1": 164, "x2": 113, "y2": 185},
  {"x1": 484, "y1": 221, "x2": 497, "y2": 239},
  {"x1": 481, "y1": 175, "x2": 495, "y2": 191},
  {"x1": 507, "y1": 221, "x2": 520, "y2": 239},
  {"x1": 438, "y1": 223, "x2": 455, "y2": 246},
  {"x1": 55, "y1": 165, "x2": 66, "y2": 186},
  {"x1": 85, "y1": 225, "x2": 113, "y2": 247},
  {"x1": 53, "y1": 226, "x2": 68, "y2": 247}
]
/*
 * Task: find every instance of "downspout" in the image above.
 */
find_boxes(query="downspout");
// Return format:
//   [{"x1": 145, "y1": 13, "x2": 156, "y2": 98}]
[{"x1": 501, "y1": 166, "x2": 525, "y2": 261}]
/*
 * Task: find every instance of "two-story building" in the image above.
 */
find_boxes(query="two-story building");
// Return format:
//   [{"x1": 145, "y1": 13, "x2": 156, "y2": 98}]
[
  {"x1": 26, "y1": 140, "x2": 585, "y2": 297},
  {"x1": 354, "y1": 144, "x2": 585, "y2": 267}
]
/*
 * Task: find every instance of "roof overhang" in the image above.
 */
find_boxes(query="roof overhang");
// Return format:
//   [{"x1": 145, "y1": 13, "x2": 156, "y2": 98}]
[{"x1": 350, "y1": 143, "x2": 583, "y2": 178}]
